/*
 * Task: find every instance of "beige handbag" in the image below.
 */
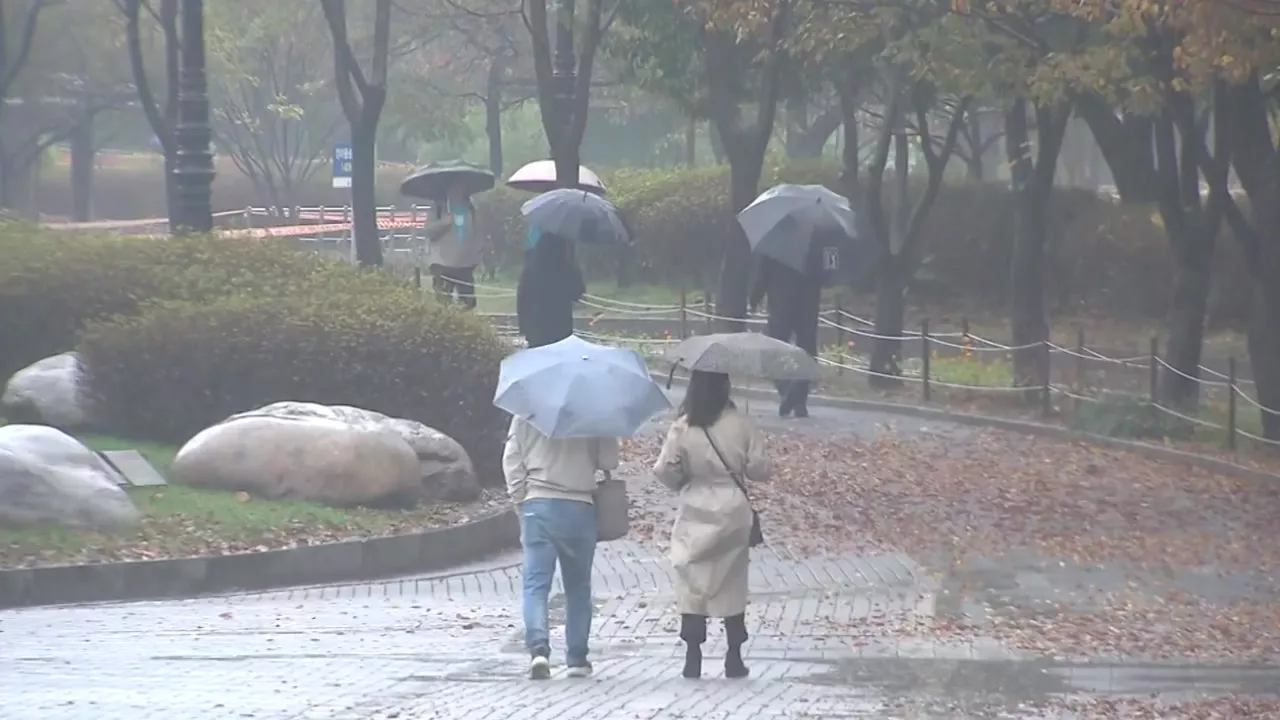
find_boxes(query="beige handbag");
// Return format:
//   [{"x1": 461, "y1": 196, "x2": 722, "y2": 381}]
[{"x1": 594, "y1": 471, "x2": 630, "y2": 542}]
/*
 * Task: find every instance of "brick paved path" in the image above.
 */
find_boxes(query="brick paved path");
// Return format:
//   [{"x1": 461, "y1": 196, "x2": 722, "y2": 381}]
[{"x1": 2, "y1": 404, "x2": 1277, "y2": 719}]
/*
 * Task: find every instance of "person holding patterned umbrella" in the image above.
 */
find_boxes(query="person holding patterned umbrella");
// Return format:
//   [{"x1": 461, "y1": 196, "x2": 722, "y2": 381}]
[{"x1": 401, "y1": 160, "x2": 495, "y2": 309}]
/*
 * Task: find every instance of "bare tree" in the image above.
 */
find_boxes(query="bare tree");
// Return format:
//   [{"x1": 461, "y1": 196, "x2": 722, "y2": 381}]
[
  {"x1": 523, "y1": 0, "x2": 619, "y2": 189},
  {"x1": 321, "y1": 0, "x2": 392, "y2": 267},
  {"x1": 0, "y1": 0, "x2": 56, "y2": 207},
  {"x1": 210, "y1": 1, "x2": 341, "y2": 211},
  {"x1": 118, "y1": 0, "x2": 179, "y2": 222}
]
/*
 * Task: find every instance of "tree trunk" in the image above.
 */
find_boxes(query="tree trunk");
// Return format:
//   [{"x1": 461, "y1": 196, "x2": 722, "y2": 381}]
[
  {"x1": 685, "y1": 116, "x2": 696, "y2": 166},
  {"x1": 715, "y1": 145, "x2": 765, "y2": 331},
  {"x1": 70, "y1": 114, "x2": 95, "y2": 221},
  {"x1": 868, "y1": 261, "x2": 907, "y2": 388},
  {"x1": 1226, "y1": 78, "x2": 1280, "y2": 440},
  {"x1": 964, "y1": 109, "x2": 985, "y2": 181},
  {"x1": 1248, "y1": 264, "x2": 1280, "y2": 440},
  {"x1": 350, "y1": 111, "x2": 382, "y2": 267},
  {"x1": 1007, "y1": 99, "x2": 1068, "y2": 387},
  {"x1": 709, "y1": 122, "x2": 726, "y2": 164},
  {"x1": 791, "y1": 113, "x2": 841, "y2": 159},
  {"x1": 837, "y1": 79, "x2": 860, "y2": 200},
  {"x1": 1163, "y1": 240, "x2": 1212, "y2": 406},
  {"x1": 1077, "y1": 94, "x2": 1157, "y2": 204},
  {"x1": 485, "y1": 60, "x2": 504, "y2": 176},
  {"x1": 1009, "y1": 182, "x2": 1051, "y2": 386},
  {"x1": 163, "y1": 152, "x2": 177, "y2": 225}
]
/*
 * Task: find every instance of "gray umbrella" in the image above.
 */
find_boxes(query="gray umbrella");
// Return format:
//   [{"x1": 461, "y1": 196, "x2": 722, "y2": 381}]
[
  {"x1": 664, "y1": 332, "x2": 823, "y2": 381},
  {"x1": 736, "y1": 184, "x2": 858, "y2": 273},
  {"x1": 520, "y1": 188, "x2": 629, "y2": 246}
]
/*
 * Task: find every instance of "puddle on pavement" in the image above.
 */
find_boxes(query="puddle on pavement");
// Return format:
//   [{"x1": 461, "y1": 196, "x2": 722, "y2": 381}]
[{"x1": 799, "y1": 656, "x2": 1280, "y2": 703}]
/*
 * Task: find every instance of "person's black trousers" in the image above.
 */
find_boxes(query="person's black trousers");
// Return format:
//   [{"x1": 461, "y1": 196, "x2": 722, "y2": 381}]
[
  {"x1": 433, "y1": 265, "x2": 477, "y2": 309},
  {"x1": 783, "y1": 292, "x2": 820, "y2": 413},
  {"x1": 679, "y1": 613, "x2": 749, "y2": 647},
  {"x1": 765, "y1": 291, "x2": 820, "y2": 415}
]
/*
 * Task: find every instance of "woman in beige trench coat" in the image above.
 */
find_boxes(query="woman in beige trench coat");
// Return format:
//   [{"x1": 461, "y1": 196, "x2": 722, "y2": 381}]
[{"x1": 653, "y1": 370, "x2": 770, "y2": 679}]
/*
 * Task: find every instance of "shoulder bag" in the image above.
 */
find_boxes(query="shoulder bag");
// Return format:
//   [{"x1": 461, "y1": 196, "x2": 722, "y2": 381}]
[{"x1": 702, "y1": 428, "x2": 764, "y2": 548}]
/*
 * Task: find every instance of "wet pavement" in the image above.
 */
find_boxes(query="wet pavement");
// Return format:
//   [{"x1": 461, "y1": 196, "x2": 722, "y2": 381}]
[{"x1": 2, "y1": 400, "x2": 1278, "y2": 719}]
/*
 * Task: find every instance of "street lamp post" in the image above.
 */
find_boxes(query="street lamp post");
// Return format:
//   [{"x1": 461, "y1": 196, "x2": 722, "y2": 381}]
[
  {"x1": 172, "y1": 0, "x2": 215, "y2": 234},
  {"x1": 551, "y1": 0, "x2": 576, "y2": 187}
]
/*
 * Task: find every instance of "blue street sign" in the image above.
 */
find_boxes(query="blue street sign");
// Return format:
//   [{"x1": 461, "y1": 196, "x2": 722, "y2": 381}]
[{"x1": 332, "y1": 142, "x2": 353, "y2": 189}]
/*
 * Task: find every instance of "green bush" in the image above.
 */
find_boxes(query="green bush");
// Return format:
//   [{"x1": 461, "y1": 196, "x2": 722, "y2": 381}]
[
  {"x1": 0, "y1": 227, "x2": 382, "y2": 380},
  {"x1": 78, "y1": 288, "x2": 510, "y2": 485}
]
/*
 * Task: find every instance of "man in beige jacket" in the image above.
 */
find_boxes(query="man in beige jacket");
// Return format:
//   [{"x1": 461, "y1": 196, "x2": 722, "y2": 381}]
[{"x1": 503, "y1": 416, "x2": 619, "y2": 680}]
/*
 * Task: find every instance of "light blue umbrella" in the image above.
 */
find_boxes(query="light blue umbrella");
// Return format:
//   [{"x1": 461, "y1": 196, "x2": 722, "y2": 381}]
[
  {"x1": 494, "y1": 335, "x2": 670, "y2": 438},
  {"x1": 520, "y1": 188, "x2": 629, "y2": 246}
]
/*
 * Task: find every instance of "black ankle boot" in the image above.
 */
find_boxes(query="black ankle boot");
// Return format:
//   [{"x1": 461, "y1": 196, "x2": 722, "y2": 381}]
[
  {"x1": 725, "y1": 645, "x2": 749, "y2": 678},
  {"x1": 682, "y1": 644, "x2": 703, "y2": 678}
]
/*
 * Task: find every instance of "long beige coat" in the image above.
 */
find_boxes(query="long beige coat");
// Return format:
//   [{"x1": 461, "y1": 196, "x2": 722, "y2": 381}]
[{"x1": 653, "y1": 408, "x2": 770, "y2": 617}]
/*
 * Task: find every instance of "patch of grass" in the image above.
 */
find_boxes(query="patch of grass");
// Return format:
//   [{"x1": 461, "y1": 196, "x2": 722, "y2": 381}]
[{"x1": 0, "y1": 432, "x2": 501, "y2": 569}]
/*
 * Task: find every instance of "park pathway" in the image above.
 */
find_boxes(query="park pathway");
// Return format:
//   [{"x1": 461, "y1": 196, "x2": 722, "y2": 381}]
[{"x1": 1, "y1": 402, "x2": 1278, "y2": 719}]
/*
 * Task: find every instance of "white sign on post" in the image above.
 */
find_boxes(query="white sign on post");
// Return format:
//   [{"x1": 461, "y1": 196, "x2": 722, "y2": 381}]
[{"x1": 332, "y1": 143, "x2": 353, "y2": 189}]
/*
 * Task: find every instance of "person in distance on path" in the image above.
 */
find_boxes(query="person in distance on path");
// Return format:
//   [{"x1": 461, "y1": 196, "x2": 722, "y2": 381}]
[
  {"x1": 504, "y1": 415, "x2": 619, "y2": 679},
  {"x1": 424, "y1": 183, "x2": 482, "y2": 309},
  {"x1": 653, "y1": 370, "x2": 771, "y2": 679},
  {"x1": 749, "y1": 235, "x2": 829, "y2": 418},
  {"x1": 516, "y1": 231, "x2": 585, "y2": 348}
]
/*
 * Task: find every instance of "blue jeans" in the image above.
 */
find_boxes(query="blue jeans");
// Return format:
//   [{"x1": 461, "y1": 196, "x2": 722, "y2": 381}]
[{"x1": 521, "y1": 498, "x2": 597, "y2": 666}]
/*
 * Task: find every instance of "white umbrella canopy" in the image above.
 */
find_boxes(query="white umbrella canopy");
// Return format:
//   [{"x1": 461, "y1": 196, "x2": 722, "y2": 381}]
[{"x1": 506, "y1": 160, "x2": 607, "y2": 195}]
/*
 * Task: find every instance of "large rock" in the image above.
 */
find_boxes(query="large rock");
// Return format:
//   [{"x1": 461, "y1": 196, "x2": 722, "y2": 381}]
[
  {"x1": 236, "y1": 402, "x2": 480, "y2": 503},
  {"x1": 1, "y1": 353, "x2": 90, "y2": 428},
  {"x1": 170, "y1": 414, "x2": 422, "y2": 508},
  {"x1": 0, "y1": 425, "x2": 139, "y2": 531}
]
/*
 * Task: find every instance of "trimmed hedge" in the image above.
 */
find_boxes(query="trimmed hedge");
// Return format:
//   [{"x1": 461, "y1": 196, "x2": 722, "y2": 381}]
[
  {"x1": 474, "y1": 163, "x2": 1251, "y2": 324},
  {"x1": 0, "y1": 228, "x2": 386, "y2": 381},
  {"x1": 77, "y1": 290, "x2": 509, "y2": 485},
  {"x1": 1, "y1": 226, "x2": 509, "y2": 485}
]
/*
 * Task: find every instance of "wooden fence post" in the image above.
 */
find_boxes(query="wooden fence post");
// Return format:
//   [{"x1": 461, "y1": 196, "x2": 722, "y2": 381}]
[
  {"x1": 835, "y1": 304, "x2": 846, "y2": 375},
  {"x1": 1148, "y1": 335, "x2": 1160, "y2": 404},
  {"x1": 1040, "y1": 340, "x2": 1052, "y2": 417},
  {"x1": 1227, "y1": 357, "x2": 1238, "y2": 451},
  {"x1": 679, "y1": 285, "x2": 688, "y2": 340},
  {"x1": 921, "y1": 319, "x2": 931, "y2": 402}
]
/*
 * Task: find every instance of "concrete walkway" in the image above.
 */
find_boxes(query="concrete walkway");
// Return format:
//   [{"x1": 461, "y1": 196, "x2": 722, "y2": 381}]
[{"x1": 1, "y1": 401, "x2": 1276, "y2": 719}]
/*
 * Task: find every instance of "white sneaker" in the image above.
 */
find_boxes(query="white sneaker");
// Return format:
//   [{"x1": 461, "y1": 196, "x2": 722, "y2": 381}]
[
  {"x1": 529, "y1": 656, "x2": 551, "y2": 680},
  {"x1": 566, "y1": 663, "x2": 593, "y2": 678}
]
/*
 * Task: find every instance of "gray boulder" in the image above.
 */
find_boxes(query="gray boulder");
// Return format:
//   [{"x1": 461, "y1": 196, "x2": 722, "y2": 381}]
[
  {"x1": 1, "y1": 353, "x2": 90, "y2": 428},
  {"x1": 236, "y1": 402, "x2": 480, "y2": 503},
  {"x1": 171, "y1": 414, "x2": 422, "y2": 508},
  {"x1": 0, "y1": 425, "x2": 139, "y2": 531}
]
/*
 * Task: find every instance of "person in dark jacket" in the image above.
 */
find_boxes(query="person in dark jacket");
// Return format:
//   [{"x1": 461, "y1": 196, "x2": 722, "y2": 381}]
[
  {"x1": 749, "y1": 233, "x2": 838, "y2": 418},
  {"x1": 517, "y1": 232, "x2": 586, "y2": 348}
]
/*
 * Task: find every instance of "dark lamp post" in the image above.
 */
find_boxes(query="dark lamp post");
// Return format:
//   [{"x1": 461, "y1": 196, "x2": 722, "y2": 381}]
[
  {"x1": 172, "y1": 0, "x2": 215, "y2": 234},
  {"x1": 552, "y1": 0, "x2": 576, "y2": 183}
]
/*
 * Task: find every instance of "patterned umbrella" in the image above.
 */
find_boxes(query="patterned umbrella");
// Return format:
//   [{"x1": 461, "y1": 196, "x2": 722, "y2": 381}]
[
  {"x1": 399, "y1": 160, "x2": 495, "y2": 200},
  {"x1": 664, "y1": 332, "x2": 822, "y2": 381}
]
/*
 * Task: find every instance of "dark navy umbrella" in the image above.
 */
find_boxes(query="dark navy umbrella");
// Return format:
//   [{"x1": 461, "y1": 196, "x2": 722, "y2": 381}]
[{"x1": 520, "y1": 188, "x2": 629, "y2": 246}]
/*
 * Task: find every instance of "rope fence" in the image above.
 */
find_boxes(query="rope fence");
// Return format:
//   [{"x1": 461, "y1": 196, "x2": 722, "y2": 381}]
[{"x1": 445, "y1": 278, "x2": 1280, "y2": 452}]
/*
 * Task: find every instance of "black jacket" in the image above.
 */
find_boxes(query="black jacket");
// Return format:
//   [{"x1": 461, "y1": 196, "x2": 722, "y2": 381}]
[{"x1": 516, "y1": 233, "x2": 586, "y2": 348}]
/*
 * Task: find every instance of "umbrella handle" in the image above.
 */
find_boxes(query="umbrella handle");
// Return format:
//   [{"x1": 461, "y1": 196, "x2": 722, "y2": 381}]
[{"x1": 666, "y1": 364, "x2": 677, "y2": 390}]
